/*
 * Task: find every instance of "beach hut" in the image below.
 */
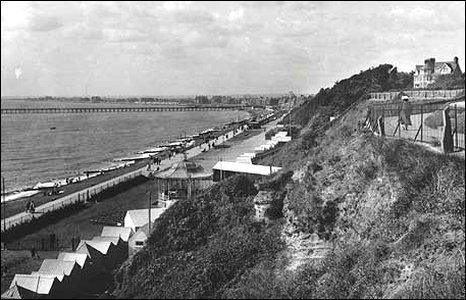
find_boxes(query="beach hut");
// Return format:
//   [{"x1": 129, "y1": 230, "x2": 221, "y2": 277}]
[
  {"x1": 91, "y1": 236, "x2": 128, "y2": 264},
  {"x1": 76, "y1": 240, "x2": 114, "y2": 270},
  {"x1": 128, "y1": 223, "x2": 151, "y2": 255},
  {"x1": 75, "y1": 242, "x2": 106, "y2": 274},
  {"x1": 101, "y1": 226, "x2": 132, "y2": 242},
  {"x1": 1, "y1": 283, "x2": 35, "y2": 299},
  {"x1": 36, "y1": 259, "x2": 81, "y2": 297},
  {"x1": 124, "y1": 208, "x2": 167, "y2": 233},
  {"x1": 8, "y1": 274, "x2": 62, "y2": 298},
  {"x1": 57, "y1": 252, "x2": 93, "y2": 292},
  {"x1": 151, "y1": 157, "x2": 212, "y2": 200}
]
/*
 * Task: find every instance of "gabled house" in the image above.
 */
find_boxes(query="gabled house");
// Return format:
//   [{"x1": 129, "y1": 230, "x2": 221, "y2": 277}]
[{"x1": 414, "y1": 57, "x2": 462, "y2": 89}]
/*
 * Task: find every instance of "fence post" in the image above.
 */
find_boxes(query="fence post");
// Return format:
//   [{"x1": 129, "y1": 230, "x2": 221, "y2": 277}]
[
  {"x1": 420, "y1": 105, "x2": 423, "y2": 142},
  {"x1": 441, "y1": 107, "x2": 454, "y2": 153},
  {"x1": 455, "y1": 105, "x2": 458, "y2": 149},
  {"x1": 398, "y1": 105, "x2": 401, "y2": 138},
  {"x1": 377, "y1": 116, "x2": 385, "y2": 136}
]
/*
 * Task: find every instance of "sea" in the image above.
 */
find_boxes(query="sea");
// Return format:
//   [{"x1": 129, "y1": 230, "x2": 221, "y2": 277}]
[{"x1": 1, "y1": 99, "x2": 249, "y2": 193}]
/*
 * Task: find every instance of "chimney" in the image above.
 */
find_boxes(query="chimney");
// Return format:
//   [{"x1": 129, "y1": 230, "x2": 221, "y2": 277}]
[{"x1": 454, "y1": 56, "x2": 459, "y2": 65}]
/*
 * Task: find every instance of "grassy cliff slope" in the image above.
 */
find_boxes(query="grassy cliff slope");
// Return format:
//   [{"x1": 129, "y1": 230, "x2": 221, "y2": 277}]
[{"x1": 112, "y1": 65, "x2": 464, "y2": 299}]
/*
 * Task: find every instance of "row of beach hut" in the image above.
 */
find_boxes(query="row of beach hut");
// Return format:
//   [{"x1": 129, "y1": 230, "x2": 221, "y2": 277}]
[
  {"x1": 2, "y1": 202, "x2": 176, "y2": 299},
  {"x1": 2, "y1": 226, "x2": 132, "y2": 299}
]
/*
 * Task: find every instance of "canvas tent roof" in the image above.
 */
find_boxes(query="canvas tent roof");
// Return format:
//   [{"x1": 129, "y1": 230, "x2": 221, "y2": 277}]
[
  {"x1": 57, "y1": 252, "x2": 88, "y2": 268},
  {"x1": 101, "y1": 226, "x2": 132, "y2": 242},
  {"x1": 213, "y1": 161, "x2": 281, "y2": 176},
  {"x1": 9, "y1": 274, "x2": 59, "y2": 295}
]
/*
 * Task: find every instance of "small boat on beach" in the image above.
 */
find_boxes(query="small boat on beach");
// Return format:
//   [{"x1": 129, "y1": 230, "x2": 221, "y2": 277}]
[{"x1": 1, "y1": 190, "x2": 40, "y2": 203}]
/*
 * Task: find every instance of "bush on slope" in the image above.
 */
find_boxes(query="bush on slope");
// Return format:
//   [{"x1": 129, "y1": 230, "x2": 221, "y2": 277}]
[{"x1": 112, "y1": 175, "x2": 284, "y2": 299}]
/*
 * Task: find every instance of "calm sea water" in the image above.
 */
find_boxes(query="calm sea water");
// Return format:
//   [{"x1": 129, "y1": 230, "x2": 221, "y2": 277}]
[{"x1": 1, "y1": 99, "x2": 249, "y2": 192}]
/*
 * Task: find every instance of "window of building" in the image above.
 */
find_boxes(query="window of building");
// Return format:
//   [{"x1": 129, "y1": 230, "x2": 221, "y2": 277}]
[{"x1": 135, "y1": 241, "x2": 144, "y2": 246}]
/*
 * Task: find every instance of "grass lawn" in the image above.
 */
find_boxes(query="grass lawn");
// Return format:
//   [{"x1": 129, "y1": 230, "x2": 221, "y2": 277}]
[{"x1": 1, "y1": 250, "x2": 59, "y2": 294}]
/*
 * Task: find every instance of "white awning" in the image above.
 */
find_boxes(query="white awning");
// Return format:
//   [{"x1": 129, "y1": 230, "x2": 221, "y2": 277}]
[{"x1": 213, "y1": 161, "x2": 281, "y2": 176}]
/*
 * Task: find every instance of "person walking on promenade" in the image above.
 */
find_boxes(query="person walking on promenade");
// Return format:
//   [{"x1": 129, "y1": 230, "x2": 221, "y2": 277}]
[
  {"x1": 49, "y1": 231, "x2": 56, "y2": 251},
  {"x1": 30, "y1": 247, "x2": 39, "y2": 259}
]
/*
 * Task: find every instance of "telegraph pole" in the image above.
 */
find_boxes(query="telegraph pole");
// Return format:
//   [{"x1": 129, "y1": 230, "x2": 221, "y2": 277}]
[{"x1": 148, "y1": 191, "x2": 152, "y2": 234}]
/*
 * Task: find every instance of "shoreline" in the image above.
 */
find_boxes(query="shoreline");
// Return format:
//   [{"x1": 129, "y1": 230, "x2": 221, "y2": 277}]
[
  {"x1": 1, "y1": 110, "x2": 274, "y2": 220},
  {"x1": 1, "y1": 111, "x2": 252, "y2": 202}
]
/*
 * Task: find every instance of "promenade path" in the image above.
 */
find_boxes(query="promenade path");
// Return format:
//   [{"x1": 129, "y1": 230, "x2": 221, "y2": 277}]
[
  {"x1": 1, "y1": 125, "x2": 247, "y2": 232},
  {"x1": 192, "y1": 119, "x2": 279, "y2": 171}
]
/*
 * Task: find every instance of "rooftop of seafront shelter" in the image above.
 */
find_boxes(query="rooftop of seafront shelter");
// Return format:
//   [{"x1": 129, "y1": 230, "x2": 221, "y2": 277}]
[{"x1": 213, "y1": 161, "x2": 281, "y2": 176}]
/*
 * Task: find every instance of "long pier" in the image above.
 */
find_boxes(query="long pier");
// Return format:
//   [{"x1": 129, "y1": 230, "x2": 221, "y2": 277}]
[{"x1": 1, "y1": 105, "x2": 249, "y2": 115}]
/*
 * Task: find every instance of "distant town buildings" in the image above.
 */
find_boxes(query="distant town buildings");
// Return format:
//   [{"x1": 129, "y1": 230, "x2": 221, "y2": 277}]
[
  {"x1": 413, "y1": 57, "x2": 462, "y2": 89},
  {"x1": 193, "y1": 93, "x2": 311, "y2": 108}
]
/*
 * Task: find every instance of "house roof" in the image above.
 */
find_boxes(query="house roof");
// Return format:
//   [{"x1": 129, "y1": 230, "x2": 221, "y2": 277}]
[
  {"x1": 38, "y1": 259, "x2": 77, "y2": 277},
  {"x1": 1, "y1": 283, "x2": 35, "y2": 299},
  {"x1": 57, "y1": 252, "x2": 88, "y2": 268},
  {"x1": 77, "y1": 240, "x2": 112, "y2": 255},
  {"x1": 435, "y1": 61, "x2": 459, "y2": 72},
  {"x1": 101, "y1": 226, "x2": 132, "y2": 242},
  {"x1": 10, "y1": 274, "x2": 59, "y2": 295},
  {"x1": 213, "y1": 161, "x2": 281, "y2": 176},
  {"x1": 416, "y1": 60, "x2": 460, "y2": 73},
  {"x1": 125, "y1": 208, "x2": 167, "y2": 228}
]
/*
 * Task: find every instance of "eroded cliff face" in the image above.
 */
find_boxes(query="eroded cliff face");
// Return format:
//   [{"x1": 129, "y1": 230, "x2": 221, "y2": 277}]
[{"x1": 272, "y1": 124, "x2": 465, "y2": 298}]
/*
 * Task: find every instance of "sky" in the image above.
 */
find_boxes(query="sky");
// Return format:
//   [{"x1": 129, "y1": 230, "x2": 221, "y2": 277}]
[{"x1": 1, "y1": 1, "x2": 465, "y2": 97}]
